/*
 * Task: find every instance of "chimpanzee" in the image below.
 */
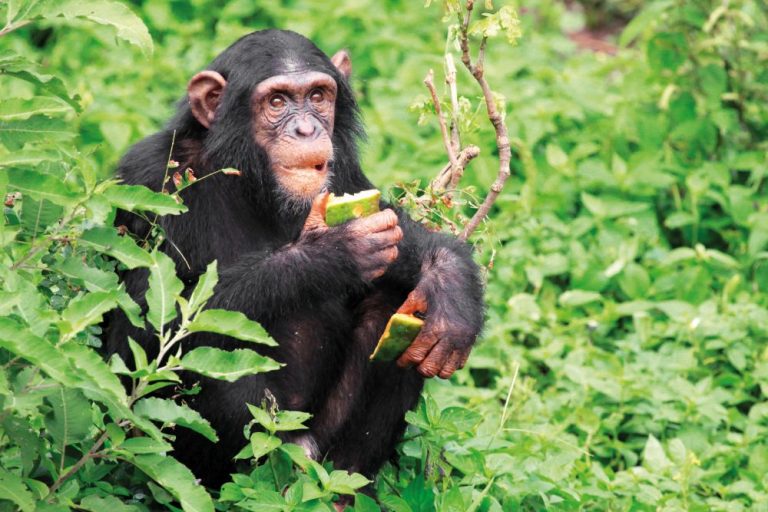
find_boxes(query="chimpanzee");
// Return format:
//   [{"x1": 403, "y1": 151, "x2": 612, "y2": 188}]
[{"x1": 106, "y1": 29, "x2": 484, "y2": 488}]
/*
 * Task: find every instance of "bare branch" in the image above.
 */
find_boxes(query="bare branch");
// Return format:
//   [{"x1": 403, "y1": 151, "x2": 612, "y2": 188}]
[
  {"x1": 445, "y1": 54, "x2": 461, "y2": 154},
  {"x1": 424, "y1": 69, "x2": 457, "y2": 168},
  {"x1": 431, "y1": 145, "x2": 480, "y2": 192},
  {"x1": 456, "y1": 3, "x2": 512, "y2": 241}
]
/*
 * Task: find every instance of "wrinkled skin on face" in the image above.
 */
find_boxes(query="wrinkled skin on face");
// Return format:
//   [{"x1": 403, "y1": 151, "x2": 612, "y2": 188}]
[{"x1": 251, "y1": 71, "x2": 337, "y2": 200}]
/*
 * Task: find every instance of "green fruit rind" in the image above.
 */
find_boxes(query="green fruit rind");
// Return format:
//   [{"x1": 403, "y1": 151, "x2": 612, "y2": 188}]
[
  {"x1": 370, "y1": 313, "x2": 424, "y2": 362},
  {"x1": 325, "y1": 189, "x2": 381, "y2": 226}
]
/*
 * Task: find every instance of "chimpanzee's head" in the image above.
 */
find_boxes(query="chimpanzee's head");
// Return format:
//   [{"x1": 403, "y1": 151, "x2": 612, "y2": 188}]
[{"x1": 182, "y1": 30, "x2": 361, "y2": 208}]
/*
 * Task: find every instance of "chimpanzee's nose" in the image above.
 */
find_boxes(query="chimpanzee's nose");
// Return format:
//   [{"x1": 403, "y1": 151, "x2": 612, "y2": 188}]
[{"x1": 294, "y1": 118, "x2": 316, "y2": 138}]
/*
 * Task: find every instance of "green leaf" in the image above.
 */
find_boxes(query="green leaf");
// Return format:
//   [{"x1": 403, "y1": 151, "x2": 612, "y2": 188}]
[
  {"x1": 55, "y1": 257, "x2": 119, "y2": 292},
  {"x1": 188, "y1": 310, "x2": 277, "y2": 346},
  {"x1": 0, "y1": 468, "x2": 34, "y2": 512},
  {"x1": 0, "y1": 96, "x2": 72, "y2": 121},
  {"x1": 103, "y1": 184, "x2": 187, "y2": 216},
  {"x1": 134, "y1": 397, "x2": 218, "y2": 442},
  {"x1": 146, "y1": 250, "x2": 183, "y2": 332},
  {"x1": 180, "y1": 347, "x2": 281, "y2": 382},
  {"x1": 558, "y1": 290, "x2": 602, "y2": 307},
  {"x1": 0, "y1": 50, "x2": 79, "y2": 109},
  {"x1": 20, "y1": 198, "x2": 63, "y2": 235},
  {"x1": 234, "y1": 490, "x2": 287, "y2": 511},
  {"x1": 79, "y1": 494, "x2": 141, "y2": 512},
  {"x1": 7, "y1": 169, "x2": 79, "y2": 207},
  {"x1": 0, "y1": 149, "x2": 60, "y2": 167},
  {"x1": 42, "y1": 1, "x2": 153, "y2": 55},
  {"x1": 249, "y1": 431, "x2": 282, "y2": 459},
  {"x1": 59, "y1": 340, "x2": 130, "y2": 408},
  {"x1": 120, "y1": 437, "x2": 173, "y2": 455},
  {"x1": 581, "y1": 192, "x2": 649, "y2": 219},
  {"x1": 44, "y1": 387, "x2": 93, "y2": 448},
  {"x1": 0, "y1": 116, "x2": 75, "y2": 147},
  {"x1": 187, "y1": 262, "x2": 218, "y2": 314},
  {"x1": 354, "y1": 494, "x2": 380, "y2": 512},
  {"x1": 327, "y1": 471, "x2": 370, "y2": 495},
  {"x1": 647, "y1": 32, "x2": 688, "y2": 72},
  {"x1": 0, "y1": 318, "x2": 77, "y2": 386},
  {"x1": 643, "y1": 435, "x2": 671, "y2": 473},
  {"x1": 58, "y1": 290, "x2": 120, "y2": 337},
  {"x1": 80, "y1": 227, "x2": 153, "y2": 269},
  {"x1": 131, "y1": 455, "x2": 214, "y2": 512}
]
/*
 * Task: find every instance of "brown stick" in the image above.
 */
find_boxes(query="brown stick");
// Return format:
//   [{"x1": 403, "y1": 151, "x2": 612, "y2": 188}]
[
  {"x1": 47, "y1": 429, "x2": 110, "y2": 497},
  {"x1": 431, "y1": 145, "x2": 480, "y2": 192},
  {"x1": 424, "y1": 69, "x2": 457, "y2": 168},
  {"x1": 456, "y1": 3, "x2": 512, "y2": 241}
]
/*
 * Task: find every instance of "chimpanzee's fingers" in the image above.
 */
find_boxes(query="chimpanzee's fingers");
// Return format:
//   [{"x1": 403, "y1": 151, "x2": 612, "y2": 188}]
[
  {"x1": 396, "y1": 287, "x2": 428, "y2": 316},
  {"x1": 352, "y1": 208, "x2": 398, "y2": 234},
  {"x1": 416, "y1": 342, "x2": 451, "y2": 378},
  {"x1": 396, "y1": 330, "x2": 438, "y2": 368},
  {"x1": 438, "y1": 350, "x2": 464, "y2": 379},
  {"x1": 366, "y1": 225, "x2": 403, "y2": 249},
  {"x1": 303, "y1": 191, "x2": 330, "y2": 232}
]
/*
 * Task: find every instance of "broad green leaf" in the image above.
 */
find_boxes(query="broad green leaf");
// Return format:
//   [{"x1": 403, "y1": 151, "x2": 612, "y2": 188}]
[
  {"x1": 558, "y1": 290, "x2": 602, "y2": 307},
  {"x1": 187, "y1": 262, "x2": 218, "y2": 314},
  {"x1": 0, "y1": 96, "x2": 72, "y2": 121},
  {"x1": 234, "y1": 490, "x2": 287, "y2": 511},
  {"x1": 0, "y1": 149, "x2": 60, "y2": 167},
  {"x1": 181, "y1": 347, "x2": 281, "y2": 382},
  {"x1": 120, "y1": 437, "x2": 173, "y2": 455},
  {"x1": 146, "y1": 250, "x2": 183, "y2": 331},
  {"x1": 0, "y1": 468, "x2": 34, "y2": 512},
  {"x1": 327, "y1": 471, "x2": 370, "y2": 495},
  {"x1": 43, "y1": 1, "x2": 153, "y2": 55},
  {"x1": 19, "y1": 198, "x2": 62, "y2": 235},
  {"x1": 279, "y1": 443, "x2": 311, "y2": 470},
  {"x1": 0, "y1": 116, "x2": 75, "y2": 147},
  {"x1": 188, "y1": 309, "x2": 277, "y2": 346},
  {"x1": 7, "y1": 168, "x2": 79, "y2": 207},
  {"x1": 80, "y1": 227, "x2": 153, "y2": 269},
  {"x1": 0, "y1": 318, "x2": 77, "y2": 386},
  {"x1": 80, "y1": 494, "x2": 141, "y2": 512},
  {"x1": 581, "y1": 192, "x2": 649, "y2": 219},
  {"x1": 132, "y1": 455, "x2": 214, "y2": 512},
  {"x1": 58, "y1": 290, "x2": 120, "y2": 337},
  {"x1": 643, "y1": 435, "x2": 671, "y2": 473},
  {"x1": 134, "y1": 397, "x2": 218, "y2": 442},
  {"x1": 354, "y1": 494, "x2": 380, "y2": 512},
  {"x1": 0, "y1": 50, "x2": 78, "y2": 108},
  {"x1": 104, "y1": 184, "x2": 187, "y2": 216},
  {"x1": 44, "y1": 387, "x2": 93, "y2": 448},
  {"x1": 249, "y1": 432, "x2": 282, "y2": 459},
  {"x1": 59, "y1": 340, "x2": 130, "y2": 407},
  {"x1": 55, "y1": 257, "x2": 119, "y2": 292},
  {"x1": 273, "y1": 410, "x2": 312, "y2": 432}
]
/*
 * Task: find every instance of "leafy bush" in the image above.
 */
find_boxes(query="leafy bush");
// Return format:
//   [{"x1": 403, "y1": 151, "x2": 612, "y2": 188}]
[{"x1": 1, "y1": 0, "x2": 767, "y2": 511}]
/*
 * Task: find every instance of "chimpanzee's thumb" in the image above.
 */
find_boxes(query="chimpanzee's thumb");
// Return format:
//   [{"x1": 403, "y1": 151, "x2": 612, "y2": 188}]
[{"x1": 303, "y1": 191, "x2": 330, "y2": 232}]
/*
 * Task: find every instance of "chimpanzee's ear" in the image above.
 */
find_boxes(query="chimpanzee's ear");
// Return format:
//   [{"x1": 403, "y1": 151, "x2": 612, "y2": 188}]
[
  {"x1": 188, "y1": 71, "x2": 227, "y2": 129},
  {"x1": 331, "y1": 50, "x2": 352, "y2": 80}
]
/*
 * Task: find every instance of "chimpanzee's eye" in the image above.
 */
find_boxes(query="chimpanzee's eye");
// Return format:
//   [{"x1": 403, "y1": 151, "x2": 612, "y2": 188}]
[
  {"x1": 309, "y1": 89, "x2": 324, "y2": 103},
  {"x1": 269, "y1": 94, "x2": 286, "y2": 109}
]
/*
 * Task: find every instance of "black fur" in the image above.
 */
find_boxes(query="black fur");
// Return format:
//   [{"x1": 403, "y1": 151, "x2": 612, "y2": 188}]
[{"x1": 105, "y1": 29, "x2": 484, "y2": 485}]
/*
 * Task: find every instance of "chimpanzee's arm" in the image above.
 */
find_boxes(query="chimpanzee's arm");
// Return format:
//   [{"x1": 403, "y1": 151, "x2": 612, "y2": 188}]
[
  {"x1": 207, "y1": 208, "x2": 402, "y2": 323},
  {"x1": 381, "y1": 210, "x2": 485, "y2": 378}
]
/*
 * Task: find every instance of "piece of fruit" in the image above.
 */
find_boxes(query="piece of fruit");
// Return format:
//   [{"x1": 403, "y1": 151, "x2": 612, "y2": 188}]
[
  {"x1": 370, "y1": 313, "x2": 424, "y2": 362},
  {"x1": 325, "y1": 189, "x2": 381, "y2": 226}
]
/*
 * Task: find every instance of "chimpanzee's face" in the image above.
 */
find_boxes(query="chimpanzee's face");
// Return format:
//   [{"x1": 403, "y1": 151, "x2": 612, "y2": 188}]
[
  {"x1": 251, "y1": 71, "x2": 337, "y2": 200},
  {"x1": 186, "y1": 50, "x2": 351, "y2": 204}
]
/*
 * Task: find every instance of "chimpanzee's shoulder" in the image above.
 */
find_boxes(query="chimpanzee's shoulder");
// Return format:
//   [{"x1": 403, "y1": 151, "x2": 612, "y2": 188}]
[{"x1": 115, "y1": 130, "x2": 175, "y2": 190}]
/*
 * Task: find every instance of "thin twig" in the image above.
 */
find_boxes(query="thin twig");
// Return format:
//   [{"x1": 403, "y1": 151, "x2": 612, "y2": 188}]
[
  {"x1": 47, "y1": 429, "x2": 110, "y2": 497},
  {"x1": 445, "y1": 53, "x2": 461, "y2": 155},
  {"x1": 431, "y1": 145, "x2": 480, "y2": 192},
  {"x1": 456, "y1": 2, "x2": 512, "y2": 241},
  {"x1": 424, "y1": 69, "x2": 457, "y2": 168}
]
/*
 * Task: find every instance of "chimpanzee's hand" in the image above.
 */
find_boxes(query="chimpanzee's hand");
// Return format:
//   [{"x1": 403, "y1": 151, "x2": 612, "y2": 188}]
[
  {"x1": 302, "y1": 192, "x2": 403, "y2": 282},
  {"x1": 395, "y1": 283, "x2": 477, "y2": 379}
]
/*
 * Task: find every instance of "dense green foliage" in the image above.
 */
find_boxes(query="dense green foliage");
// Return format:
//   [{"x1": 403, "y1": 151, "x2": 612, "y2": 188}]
[{"x1": 1, "y1": 0, "x2": 767, "y2": 510}]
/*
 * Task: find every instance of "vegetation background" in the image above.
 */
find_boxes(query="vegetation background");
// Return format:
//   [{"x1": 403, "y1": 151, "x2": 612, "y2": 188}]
[{"x1": 1, "y1": 0, "x2": 767, "y2": 510}]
